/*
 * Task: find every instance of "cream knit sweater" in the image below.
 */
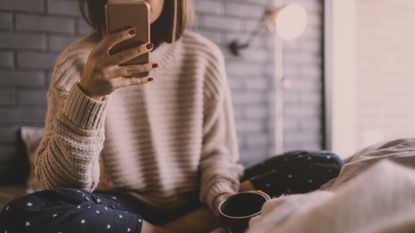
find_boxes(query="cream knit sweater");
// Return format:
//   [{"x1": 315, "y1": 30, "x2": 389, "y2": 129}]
[{"x1": 35, "y1": 30, "x2": 244, "y2": 211}]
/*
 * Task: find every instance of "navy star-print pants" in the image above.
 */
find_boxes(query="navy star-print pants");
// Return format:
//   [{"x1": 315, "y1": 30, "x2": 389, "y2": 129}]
[{"x1": 0, "y1": 150, "x2": 343, "y2": 233}]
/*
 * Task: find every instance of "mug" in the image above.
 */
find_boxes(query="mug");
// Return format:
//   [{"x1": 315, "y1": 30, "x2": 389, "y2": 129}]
[{"x1": 218, "y1": 191, "x2": 270, "y2": 233}]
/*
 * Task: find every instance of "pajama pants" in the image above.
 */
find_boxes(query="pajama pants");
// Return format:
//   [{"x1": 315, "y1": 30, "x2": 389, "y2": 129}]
[{"x1": 0, "y1": 150, "x2": 343, "y2": 233}]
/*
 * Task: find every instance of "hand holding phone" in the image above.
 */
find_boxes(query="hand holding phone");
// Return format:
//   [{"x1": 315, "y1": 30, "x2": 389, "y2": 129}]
[
  {"x1": 105, "y1": 1, "x2": 151, "y2": 70},
  {"x1": 79, "y1": 1, "x2": 157, "y2": 101}
]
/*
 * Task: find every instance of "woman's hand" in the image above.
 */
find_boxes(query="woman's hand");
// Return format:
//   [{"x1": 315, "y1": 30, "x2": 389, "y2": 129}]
[
  {"x1": 79, "y1": 27, "x2": 157, "y2": 100},
  {"x1": 212, "y1": 190, "x2": 271, "y2": 217},
  {"x1": 213, "y1": 192, "x2": 233, "y2": 217}
]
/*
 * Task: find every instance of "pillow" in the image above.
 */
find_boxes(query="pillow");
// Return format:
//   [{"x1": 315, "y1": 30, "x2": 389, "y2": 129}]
[{"x1": 20, "y1": 126, "x2": 44, "y2": 193}]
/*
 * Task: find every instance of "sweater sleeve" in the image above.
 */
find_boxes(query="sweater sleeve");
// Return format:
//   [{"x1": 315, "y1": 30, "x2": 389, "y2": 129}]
[
  {"x1": 199, "y1": 46, "x2": 244, "y2": 210},
  {"x1": 35, "y1": 48, "x2": 108, "y2": 191}
]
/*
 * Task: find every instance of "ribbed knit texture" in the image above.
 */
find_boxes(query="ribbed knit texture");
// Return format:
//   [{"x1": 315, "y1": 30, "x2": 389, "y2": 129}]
[{"x1": 35, "y1": 31, "x2": 244, "y2": 211}]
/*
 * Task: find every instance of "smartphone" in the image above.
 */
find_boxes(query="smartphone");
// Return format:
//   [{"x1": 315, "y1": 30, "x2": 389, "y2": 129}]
[{"x1": 105, "y1": 1, "x2": 150, "y2": 74}]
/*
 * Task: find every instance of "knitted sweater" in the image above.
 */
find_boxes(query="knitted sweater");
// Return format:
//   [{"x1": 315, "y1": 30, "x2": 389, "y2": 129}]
[{"x1": 35, "y1": 30, "x2": 244, "y2": 211}]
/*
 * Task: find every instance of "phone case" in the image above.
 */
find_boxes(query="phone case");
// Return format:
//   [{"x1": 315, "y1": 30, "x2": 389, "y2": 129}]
[{"x1": 105, "y1": 1, "x2": 150, "y2": 69}]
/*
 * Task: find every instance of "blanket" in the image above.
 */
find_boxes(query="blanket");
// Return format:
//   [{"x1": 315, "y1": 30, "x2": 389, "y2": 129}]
[{"x1": 247, "y1": 138, "x2": 415, "y2": 233}]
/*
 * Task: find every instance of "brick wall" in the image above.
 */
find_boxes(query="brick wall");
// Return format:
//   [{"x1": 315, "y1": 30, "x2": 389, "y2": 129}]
[
  {"x1": 194, "y1": 0, "x2": 324, "y2": 165},
  {"x1": 0, "y1": 0, "x2": 323, "y2": 184},
  {"x1": 355, "y1": 0, "x2": 415, "y2": 148}
]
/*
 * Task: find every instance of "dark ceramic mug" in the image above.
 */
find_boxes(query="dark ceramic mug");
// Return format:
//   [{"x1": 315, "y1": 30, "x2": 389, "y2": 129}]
[{"x1": 218, "y1": 191, "x2": 270, "y2": 233}]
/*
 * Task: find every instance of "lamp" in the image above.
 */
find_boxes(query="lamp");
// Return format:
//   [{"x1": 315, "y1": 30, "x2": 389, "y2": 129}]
[
  {"x1": 228, "y1": 4, "x2": 307, "y2": 154},
  {"x1": 228, "y1": 4, "x2": 307, "y2": 56}
]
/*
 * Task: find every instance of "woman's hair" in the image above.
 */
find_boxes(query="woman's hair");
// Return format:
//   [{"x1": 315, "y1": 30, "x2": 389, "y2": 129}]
[{"x1": 79, "y1": 0, "x2": 193, "y2": 46}]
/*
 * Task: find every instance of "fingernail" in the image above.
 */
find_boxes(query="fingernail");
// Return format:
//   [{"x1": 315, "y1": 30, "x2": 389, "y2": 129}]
[
  {"x1": 128, "y1": 28, "x2": 136, "y2": 36},
  {"x1": 152, "y1": 63, "x2": 158, "y2": 68},
  {"x1": 148, "y1": 77, "x2": 153, "y2": 81},
  {"x1": 146, "y1": 43, "x2": 154, "y2": 50}
]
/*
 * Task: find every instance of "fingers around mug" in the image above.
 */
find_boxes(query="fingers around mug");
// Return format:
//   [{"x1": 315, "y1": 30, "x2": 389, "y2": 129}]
[
  {"x1": 103, "y1": 44, "x2": 151, "y2": 67},
  {"x1": 95, "y1": 27, "x2": 136, "y2": 55}
]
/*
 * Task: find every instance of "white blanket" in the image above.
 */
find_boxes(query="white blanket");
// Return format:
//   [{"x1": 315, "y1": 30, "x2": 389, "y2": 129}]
[{"x1": 247, "y1": 139, "x2": 415, "y2": 233}]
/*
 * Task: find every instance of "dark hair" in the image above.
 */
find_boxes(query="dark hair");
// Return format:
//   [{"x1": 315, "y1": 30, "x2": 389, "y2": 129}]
[{"x1": 79, "y1": 0, "x2": 192, "y2": 46}]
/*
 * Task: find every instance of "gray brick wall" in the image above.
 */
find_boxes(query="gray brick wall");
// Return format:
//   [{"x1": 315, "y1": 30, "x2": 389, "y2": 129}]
[
  {"x1": 0, "y1": 0, "x2": 323, "y2": 184},
  {"x1": 194, "y1": 0, "x2": 324, "y2": 165}
]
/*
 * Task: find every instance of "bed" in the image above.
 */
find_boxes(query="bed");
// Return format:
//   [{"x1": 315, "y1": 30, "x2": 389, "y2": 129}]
[
  {"x1": 247, "y1": 138, "x2": 415, "y2": 233},
  {"x1": 1, "y1": 127, "x2": 415, "y2": 233}
]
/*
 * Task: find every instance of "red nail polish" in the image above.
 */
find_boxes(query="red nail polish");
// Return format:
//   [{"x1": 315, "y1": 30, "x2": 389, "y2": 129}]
[
  {"x1": 148, "y1": 77, "x2": 154, "y2": 81},
  {"x1": 146, "y1": 43, "x2": 154, "y2": 50},
  {"x1": 152, "y1": 63, "x2": 158, "y2": 68},
  {"x1": 128, "y1": 28, "x2": 136, "y2": 35}
]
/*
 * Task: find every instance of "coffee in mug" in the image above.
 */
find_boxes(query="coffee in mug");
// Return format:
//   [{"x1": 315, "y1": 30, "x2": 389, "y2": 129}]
[{"x1": 218, "y1": 191, "x2": 270, "y2": 233}]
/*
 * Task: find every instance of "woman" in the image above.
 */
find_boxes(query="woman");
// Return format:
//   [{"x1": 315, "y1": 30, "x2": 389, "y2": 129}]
[{"x1": 0, "y1": 0, "x2": 343, "y2": 233}]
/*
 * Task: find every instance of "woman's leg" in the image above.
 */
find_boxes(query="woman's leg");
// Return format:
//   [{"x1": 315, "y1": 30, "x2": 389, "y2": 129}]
[
  {"x1": 242, "y1": 150, "x2": 343, "y2": 197},
  {"x1": 161, "y1": 150, "x2": 343, "y2": 233},
  {"x1": 0, "y1": 188, "x2": 173, "y2": 233},
  {"x1": 161, "y1": 181, "x2": 257, "y2": 233}
]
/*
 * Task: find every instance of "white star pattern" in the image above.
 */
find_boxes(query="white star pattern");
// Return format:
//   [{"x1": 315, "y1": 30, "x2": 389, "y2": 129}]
[
  {"x1": 105, "y1": 206, "x2": 109, "y2": 210},
  {"x1": 26, "y1": 202, "x2": 33, "y2": 207},
  {"x1": 288, "y1": 174, "x2": 293, "y2": 178},
  {"x1": 85, "y1": 197, "x2": 90, "y2": 201},
  {"x1": 138, "y1": 219, "x2": 142, "y2": 223},
  {"x1": 119, "y1": 214, "x2": 123, "y2": 219},
  {"x1": 88, "y1": 206, "x2": 91, "y2": 209},
  {"x1": 326, "y1": 155, "x2": 331, "y2": 159},
  {"x1": 25, "y1": 221, "x2": 31, "y2": 227},
  {"x1": 76, "y1": 190, "x2": 81, "y2": 193},
  {"x1": 127, "y1": 228, "x2": 131, "y2": 232},
  {"x1": 107, "y1": 224, "x2": 111, "y2": 229},
  {"x1": 96, "y1": 210, "x2": 100, "y2": 214},
  {"x1": 53, "y1": 213, "x2": 58, "y2": 218},
  {"x1": 97, "y1": 198, "x2": 101, "y2": 203},
  {"x1": 5, "y1": 206, "x2": 9, "y2": 211},
  {"x1": 77, "y1": 205, "x2": 81, "y2": 209},
  {"x1": 80, "y1": 219, "x2": 86, "y2": 224},
  {"x1": 112, "y1": 196, "x2": 117, "y2": 200},
  {"x1": 308, "y1": 179, "x2": 313, "y2": 183}
]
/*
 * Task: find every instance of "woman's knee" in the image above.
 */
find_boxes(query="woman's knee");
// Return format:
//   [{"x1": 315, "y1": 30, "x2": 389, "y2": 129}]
[
  {"x1": 0, "y1": 188, "x2": 145, "y2": 233},
  {"x1": 0, "y1": 188, "x2": 91, "y2": 231}
]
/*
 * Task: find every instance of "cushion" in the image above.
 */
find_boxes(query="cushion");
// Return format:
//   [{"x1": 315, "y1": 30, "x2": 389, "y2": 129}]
[
  {"x1": 0, "y1": 185, "x2": 26, "y2": 209},
  {"x1": 20, "y1": 126, "x2": 44, "y2": 193}
]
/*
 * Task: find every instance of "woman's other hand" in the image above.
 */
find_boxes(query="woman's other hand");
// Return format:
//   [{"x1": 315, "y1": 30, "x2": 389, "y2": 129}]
[
  {"x1": 213, "y1": 192, "x2": 233, "y2": 218},
  {"x1": 79, "y1": 27, "x2": 158, "y2": 101}
]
